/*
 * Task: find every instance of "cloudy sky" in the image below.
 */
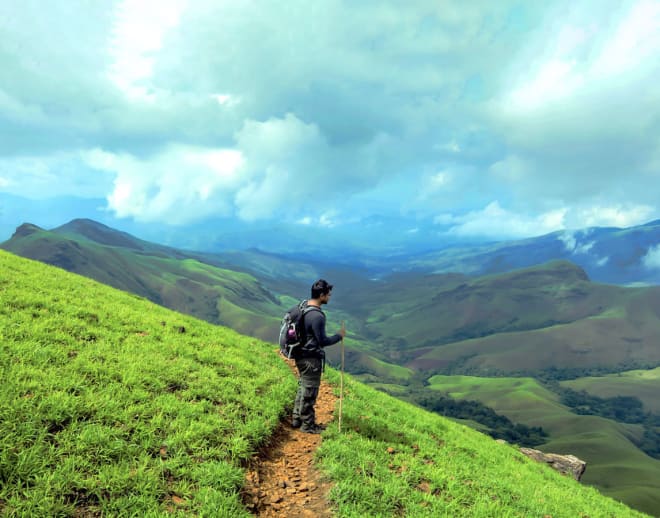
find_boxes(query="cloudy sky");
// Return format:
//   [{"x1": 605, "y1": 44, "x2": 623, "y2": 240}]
[{"x1": 1, "y1": 0, "x2": 659, "y2": 240}]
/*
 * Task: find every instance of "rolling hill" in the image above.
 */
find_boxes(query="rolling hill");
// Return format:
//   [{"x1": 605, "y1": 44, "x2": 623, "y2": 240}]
[
  {"x1": 5, "y1": 219, "x2": 660, "y2": 514},
  {"x1": 338, "y1": 261, "x2": 660, "y2": 376},
  {"x1": 423, "y1": 374, "x2": 660, "y2": 515},
  {"x1": 0, "y1": 219, "x2": 398, "y2": 374},
  {"x1": 0, "y1": 248, "x2": 648, "y2": 516},
  {"x1": 1, "y1": 220, "x2": 289, "y2": 342},
  {"x1": 561, "y1": 367, "x2": 660, "y2": 414}
]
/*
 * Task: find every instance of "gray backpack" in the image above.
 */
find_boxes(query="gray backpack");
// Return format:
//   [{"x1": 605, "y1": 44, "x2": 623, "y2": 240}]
[{"x1": 278, "y1": 301, "x2": 319, "y2": 358}]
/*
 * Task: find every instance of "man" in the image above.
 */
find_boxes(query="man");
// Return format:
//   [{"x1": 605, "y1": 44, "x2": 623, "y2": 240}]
[{"x1": 291, "y1": 279, "x2": 345, "y2": 434}]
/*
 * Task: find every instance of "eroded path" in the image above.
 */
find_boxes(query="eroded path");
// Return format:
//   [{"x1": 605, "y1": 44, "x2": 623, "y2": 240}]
[{"x1": 243, "y1": 359, "x2": 336, "y2": 517}]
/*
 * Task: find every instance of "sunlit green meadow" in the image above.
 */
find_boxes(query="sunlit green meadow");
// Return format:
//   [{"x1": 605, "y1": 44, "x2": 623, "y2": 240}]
[
  {"x1": 0, "y1": 250, "x2": 296, "y2": 516},
  {"x1": 562, "y1": 367, "x2": 660, "y2": 414}
]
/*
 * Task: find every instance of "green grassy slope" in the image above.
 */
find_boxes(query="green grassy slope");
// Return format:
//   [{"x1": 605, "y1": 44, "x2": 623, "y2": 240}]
[
  {"x1": 426, "y1": 375, "x2": 660, "y2": 515},
  {"x1": 320, "y1": 369, "x2": 646, "y2": 517},
  {"x1": 0, "y1": 249, "x2": 647, "y2": 517},
  {"x1": 407, "y1": 307, "x2": 660, "y2": 373},
  {"x1": 561, "y1": 367, "x2": 660, "y2": 413},
  {"x1": 9, "y1": 223, "x2": 660, "y2": 380},
  {"x1": 339, "y1": 261, "x2": 660, "y2": 375},
  {"x1": 1, "y1": 223, "x2": 285, "y2": 342},
  {"x1": 0, "y1": 249, "x2": 297, "y2": 516}
]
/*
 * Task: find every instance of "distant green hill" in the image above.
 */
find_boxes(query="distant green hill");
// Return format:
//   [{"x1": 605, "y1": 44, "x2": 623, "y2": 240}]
[
  {"x1": 1, "y1": 220, "x2": 287, "y2": 342},
  {"x1": 561, "y1": 367, "x2": 660, "y2": 414},
  {"x1": 340, "y1": 261, "x2": 660, "y2": 375},
  {"x1": 425, "y1": 375, "x2": 660, "y2": 515},
  {"x1": 0, "y1": 249, "x2": 646, "y2": 516}
]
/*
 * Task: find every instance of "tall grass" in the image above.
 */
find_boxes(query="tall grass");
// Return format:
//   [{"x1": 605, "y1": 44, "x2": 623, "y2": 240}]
[
  {"x1": 318, "y1": 370, "x2": 647, "y2": 517},
  {"x1": 0, "y1": 250, "x2": 297, "y2": 516}
]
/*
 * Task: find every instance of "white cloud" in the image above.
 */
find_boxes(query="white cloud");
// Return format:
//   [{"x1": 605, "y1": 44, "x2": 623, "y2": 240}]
[
  {"x1": 596, "y1": 256, "x2": 610, "y2": 267},
  {"x1": 107, "y1": 0, "x2": 187, "y2": 101},
  {"x1": 84, "y1": 146, "x2": 243, "y2": 224},
  {"x1": 508, "y1": 59, "x2": 584, "y2": 111},
  {"x1": 577, "y1": 241, "x2": 595, "y2": 254},
  {"x1": 491, "y1": 0, "x2": 660, "y2": 208},
  {"x1": 319, "y1": 212, "x2": 338, "y2": 228},
  {"x1": 430, "y1": 172, "x2": 451, "y2": 189},
  {"x1": 294, "y1": 212, "x2": 338, "y2": 228},
  {"x1": 1, "y1": 1, "x2": 658, "y2": 231},
  {"x1": 211, "y1": 93, "x2": 240, "y2": 107},
  {"x1": 418, "y1": 170, "x2": 453, "y2": 200},
  {"x1": 558, "y1": 230, "x2": 598, "y2": 257},
  {"x1": 441, "y1": 201, "x2": 567, "y2": 239},
  {"x1": 558, "y1": 231, "x2": 577, "y2": 252},
  {"x1": 233, "y1": 114, "x2": 335, "y2": 220},
  {"x1": 574, "y1": 204, "x2": 654, "y2": 228},
  {"x1": 489, "y1": 155, "x2": 530, "y2": 182},
  {"x1": 642, "y1": 245, "x2": 660, "y2": 270},
  {"x1": 435, "y1": 140, "x2": 461, "y2": 153},
  {"x1": 503, "y1": 1, "x2": 659, "y2": 114},
  {"x1": 83, "y1": 113, "x2": 360, "y2": 225}
]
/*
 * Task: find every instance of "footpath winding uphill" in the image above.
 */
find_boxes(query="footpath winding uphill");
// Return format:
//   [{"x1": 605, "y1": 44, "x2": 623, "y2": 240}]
[{"x1": 243, "y1": 360, "x2": 337, "y2": 517}]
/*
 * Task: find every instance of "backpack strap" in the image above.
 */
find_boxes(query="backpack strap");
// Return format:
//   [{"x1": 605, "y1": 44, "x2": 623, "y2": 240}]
[{"x1": 299, "y1": 304, "x2": 322, "y2": 341}]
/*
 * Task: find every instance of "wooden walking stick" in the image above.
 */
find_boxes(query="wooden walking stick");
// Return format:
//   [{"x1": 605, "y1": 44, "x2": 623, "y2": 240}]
[{"x1": 338, "y1": 320, "x2": 345, "y2": 433}]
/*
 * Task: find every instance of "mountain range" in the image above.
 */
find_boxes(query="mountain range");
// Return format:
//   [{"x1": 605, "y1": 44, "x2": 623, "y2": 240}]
[
  {"x1": 3, "y1": 218, "x2": 660, "y2": 379},
  {"x1": 4, "y1": 193, "x2": 660, "y2": 285},
  {"x1": 2, "y1": 247, "x2": 644, "y2": 516},
  {"x1": 3, "y1": 217, "x2": 660, "y2": 513}
]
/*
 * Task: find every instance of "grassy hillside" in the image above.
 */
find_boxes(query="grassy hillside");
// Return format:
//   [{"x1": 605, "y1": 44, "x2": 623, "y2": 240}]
[
  {"x1": 0, "y1": 249, "x2": 647, "y2": 516},
  {"x1": 340, "y1": 261, "x2": 660, "y2": 375},
  {"x1": 0, "y1": 249, "x2": 297, "y2": 516},
  {"x1": 561, "y1": 367, "x2": 660, "y2": 414},
  {"x1": 9, "y1": 222, "x2": 660, "y2": 380},
  {"x1": 1, "y1": 222, "x2": 285, "y2": 342},
  {"x1": 319, "y1": 369, "x2": 647, "y2": 517},
  {"x1": 425, "y1": 375, "x2": 660, "y2": 515},
  {"x1": 5, "y1": 222, "x2": 660, "y2": 514}
]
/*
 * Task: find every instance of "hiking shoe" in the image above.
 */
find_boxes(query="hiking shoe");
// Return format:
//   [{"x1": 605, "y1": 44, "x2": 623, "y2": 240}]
[
  {"x1": 300, "y1": 424, "x2": 324, "y2": 434},
  {"x1": 291, "y1": 418, "x2": 302, "y2": 429}
]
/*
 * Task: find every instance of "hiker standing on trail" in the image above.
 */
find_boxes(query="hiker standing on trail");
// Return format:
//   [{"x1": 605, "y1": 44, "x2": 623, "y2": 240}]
[{"x1": 291, "y1": 279, "x2": 345, "y2": 434}]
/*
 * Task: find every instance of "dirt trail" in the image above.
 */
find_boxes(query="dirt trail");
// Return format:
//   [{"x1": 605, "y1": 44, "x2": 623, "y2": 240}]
[{"x1": 243, "y1": 359, "x2": 337, "y2": 517}]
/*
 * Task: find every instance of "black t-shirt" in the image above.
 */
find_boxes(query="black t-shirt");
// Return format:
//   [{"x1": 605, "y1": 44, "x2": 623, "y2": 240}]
[{"x1": 298, "y1": 305, "x2": 342, "y2": 357}]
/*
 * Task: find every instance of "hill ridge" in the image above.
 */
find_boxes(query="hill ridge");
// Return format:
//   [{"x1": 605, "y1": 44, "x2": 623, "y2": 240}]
[{"x1": 4, "y1": 221, "x2": 660, "y2": 513}]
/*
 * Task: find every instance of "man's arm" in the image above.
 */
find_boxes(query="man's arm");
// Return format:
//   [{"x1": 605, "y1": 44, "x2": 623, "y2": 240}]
[{"x1": 309, "y1": 311, "x2": 342, "y2": 347}]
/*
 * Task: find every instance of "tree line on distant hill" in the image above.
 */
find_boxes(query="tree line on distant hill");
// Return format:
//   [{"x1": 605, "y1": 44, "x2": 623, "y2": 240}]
[
  {"x1": 548, "y1": 384, "x2": 660, "y2": 460},
  {"x1": 408, "y1": 391, "x2": 548, "y2": 447}
]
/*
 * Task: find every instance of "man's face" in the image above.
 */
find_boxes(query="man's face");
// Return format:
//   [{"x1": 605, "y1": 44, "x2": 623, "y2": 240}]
[{"x1": 320, "y1": 291, "x2": 332, "y2": 305}]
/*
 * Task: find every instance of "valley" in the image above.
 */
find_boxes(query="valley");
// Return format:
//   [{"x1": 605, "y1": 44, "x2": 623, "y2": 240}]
[{"x1": 3, "y1": 218, "x2": 660, "y2": 514}]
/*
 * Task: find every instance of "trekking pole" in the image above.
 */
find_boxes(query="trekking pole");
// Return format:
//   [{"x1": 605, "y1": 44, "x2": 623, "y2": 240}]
[{"x1": 339, "y1": 320, "x2": 345, "y2": 433}]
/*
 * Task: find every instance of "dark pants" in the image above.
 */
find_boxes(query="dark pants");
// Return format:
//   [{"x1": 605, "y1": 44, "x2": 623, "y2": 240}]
[{"x1": 292, "y1": 357, "x2": 322, "y2": 427}]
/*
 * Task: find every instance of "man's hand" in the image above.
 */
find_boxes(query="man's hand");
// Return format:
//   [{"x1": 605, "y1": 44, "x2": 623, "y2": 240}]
[{"x1": 339, "y1": 321, "x2": 346, "y2": 338}]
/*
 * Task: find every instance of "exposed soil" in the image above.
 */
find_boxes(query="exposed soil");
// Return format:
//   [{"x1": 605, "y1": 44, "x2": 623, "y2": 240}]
[{"x1": 243, "y1": 358, "x2": 337, "y2": 517}]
